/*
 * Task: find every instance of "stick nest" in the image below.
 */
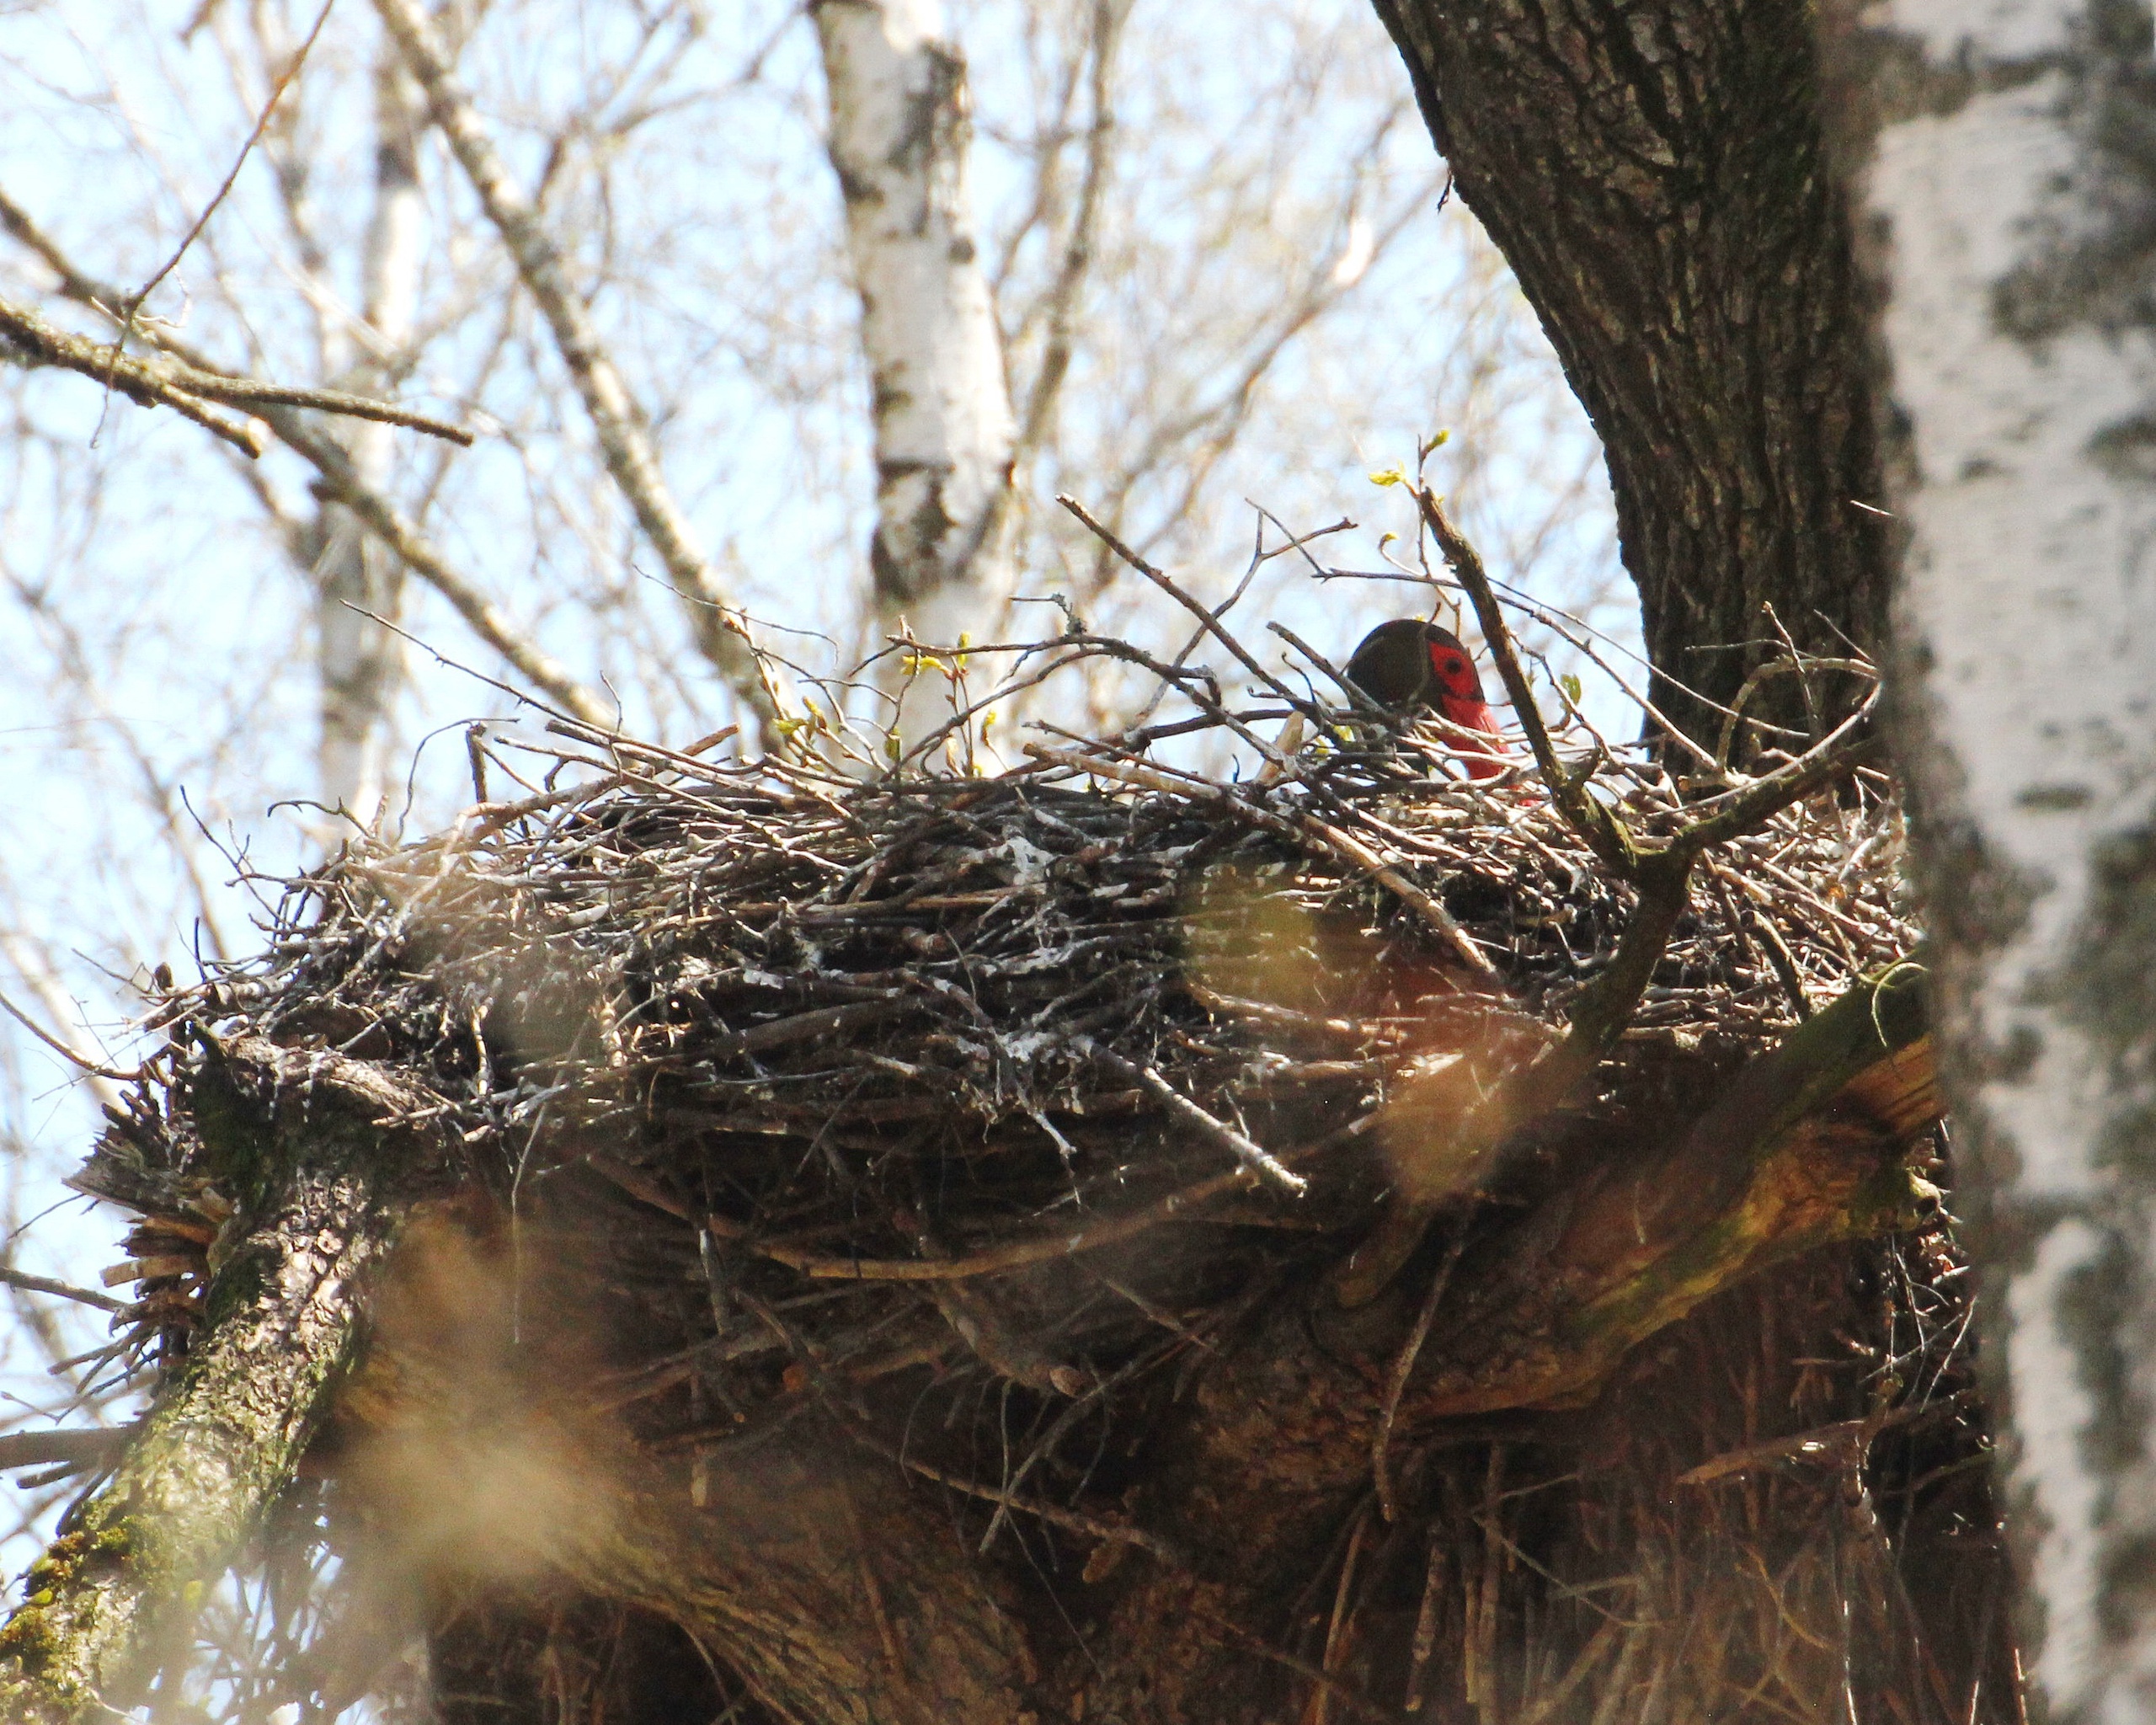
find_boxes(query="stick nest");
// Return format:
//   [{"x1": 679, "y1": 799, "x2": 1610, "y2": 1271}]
[{"x1": 79, "y1": 702, "x2": 1913, "y2": 1426}]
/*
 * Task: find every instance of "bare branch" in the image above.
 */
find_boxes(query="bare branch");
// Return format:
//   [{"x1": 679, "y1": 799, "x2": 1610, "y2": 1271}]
[
  {"x1": 1010, "y1": 0, "x2": 1125, "y2": 469},
  {"x1": 1, "y1": 294, "x2": 472, "y2": 445},
  {"x1": 371, "y1": 0, "x2": 781, "y2": 734},
  {"x1": 0, "y1": 1270, "x2": 126, "y2": 1317},
  {"x1": 1056, "y1": 494, "x2": 1301, "y2": 708},
  {"x1": 0, "y1": 296, "x2": 264, "y2": 457},
  {"x1": 124, "y1": 0, "x2": 338, "y2": 323},
  {"x1": 155, "y1": 371, "x2": 471, "y2": 443},
  {"x1": 0, "y1": 195, "x2": 609, "y2": 728},
  {"x1": 1416, "y1": 483, "x2": 1636, "y2": 872}
]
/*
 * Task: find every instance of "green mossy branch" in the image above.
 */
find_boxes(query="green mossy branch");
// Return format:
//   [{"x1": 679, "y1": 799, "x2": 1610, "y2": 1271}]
[
  {"x1": 1417, "y1": 959, "x2": 1935, "y2": 1418},
  {"x1": 0, "y1": 1039, "x2": 454, "y2": 1723}
]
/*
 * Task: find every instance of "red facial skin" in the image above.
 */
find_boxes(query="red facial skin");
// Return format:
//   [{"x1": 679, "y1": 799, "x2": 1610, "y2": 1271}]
[
  {"x1": 1423, "y1": 633, "x2": 1508, "y2": 781},
  {"x1": 1343, "y1": 617, "x2": 1515, "y2": 782}
]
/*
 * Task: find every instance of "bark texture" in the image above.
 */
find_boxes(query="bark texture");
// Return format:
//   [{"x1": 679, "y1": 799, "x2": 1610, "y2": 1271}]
[
  {"x1": 1831, "y1": 0, "x2": 2156, "y2": 1714},
  {"x1": 0, "y1": 978, "x2": 1941, "y2": 1722},
  {"x1": 1370, "y1": 0, "x2": 1892, "y2": 747},
  {"x1": 337, "y1": 1217, "x2": 1035, "y2": 1725},
  {"x1": 0, "y1": 1039, "x2": 455, "y2": 1722},
  {"x1": 814, "y1": 0, "x2": 1018, "y2": 742}
]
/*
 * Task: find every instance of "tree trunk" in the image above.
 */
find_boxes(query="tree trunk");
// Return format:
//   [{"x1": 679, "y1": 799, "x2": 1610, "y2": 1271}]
[
  {"x1": 1828, "y1": 1, "x2": 2156, "y2": 1713},
  {"x1": 0, "y1": 1039, "x2": 451, "y2": 1724},
  {"x1": 314, "y1": 31, "x2": 426, "y2": 817},
  {"x1": 1369, "y1": 0, "x2": 1892, "y2": 749},
  {"x1": 814, "y1": 0, "x2": 1017, "y2": 749}
]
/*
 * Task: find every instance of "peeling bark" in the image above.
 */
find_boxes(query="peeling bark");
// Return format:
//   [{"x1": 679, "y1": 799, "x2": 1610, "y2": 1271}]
[
  {"x1": 1828, "y1": 0, "x2": 2156, "y2": 1713},
  {"x1": 813, "y1": 0, "x2": 1017, "y2": 744}
]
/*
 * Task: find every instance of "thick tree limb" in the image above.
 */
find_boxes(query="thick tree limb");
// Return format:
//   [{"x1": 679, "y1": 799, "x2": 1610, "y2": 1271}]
[
  {"x1": 371, "y1": 0, "x2": 782, "y2": 735},
  {"x1": 1415, "y1": 960, "x2": 1934, "y2": 1417},
  {"x1": 1078, "y1": 964, "x2": 1939, "y2": 1716},
  {"x1": 306, "y1": 1195, "x2": 1039, "y2": 1722},
  {"x1": 0, "y1": 1039, "x2": 456, "y2": 1723}
]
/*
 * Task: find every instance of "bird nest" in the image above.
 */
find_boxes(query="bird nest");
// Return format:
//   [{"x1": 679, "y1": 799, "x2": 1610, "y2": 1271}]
[
  {"x1": 82, "y1": 689, "x2": 1913, "y2": 1398},
  {"x1": 45, "y1": 542, "x2": 2004, "y2": 1722}
]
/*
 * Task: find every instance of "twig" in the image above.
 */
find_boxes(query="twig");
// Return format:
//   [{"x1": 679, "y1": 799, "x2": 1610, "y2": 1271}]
[
  {"x1": 864, "y1": 1437, "x2": 1186, "y2": 1566},
  {"x1": 1057, "y1": 493, "x2": 1306, "y2": 711},
  {"x1": 372, "y1": 0, "x2": 782, "y2": 733},
  {"x1": 0, "y1": 1268, "x2": 127, "y2": 1316},
  {"x1": 1009, "y1": 1, "x2": 1123, "y2": 468},
  {"x1": 6, "y1": 296, "x2": 473, "y2": 446},
  {"x1": 0, "y1": 1427, "x2": 138, "y2": 1471},
  {"x1": 733, "y1": 1163, "x2": 1259, "y2": 1281},
  {"x1": 0, "y1": 298, "x2": 263, "y2": 457},
  {"x1": 1414, "y1": 484, "x2": 1635, "y2": 872},
  {"x1": 142, "y1": 371, "x2": 470, "y2": 443},
  {"x1": 0, "y1": 197, "x2": 604, "y2": 723},
  {"x1": 124, "y1": 0, "x2": 338, "y2": 322},
  {"x1": 1023, "y1": 742, "x2": 1496, "y2": 975},
  {"x1": 1084, "y1": 1044, "x2": 1306, "y2": 1194},
  {"x1": 1187, "y1": 1603, "x2": 1407, "y2": 1725},
  {"x1": 1372, "y1": 1232, "x2": 1465, "y2": 1522},
  {"x1": 0, "y1": 984, "x2": 143, "y2": 1083}
]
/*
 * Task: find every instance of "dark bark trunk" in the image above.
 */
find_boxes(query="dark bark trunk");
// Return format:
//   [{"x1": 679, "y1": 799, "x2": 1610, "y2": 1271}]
[{"x1": 1371, "y1": 0, "x2": 1891, "y2": 750}]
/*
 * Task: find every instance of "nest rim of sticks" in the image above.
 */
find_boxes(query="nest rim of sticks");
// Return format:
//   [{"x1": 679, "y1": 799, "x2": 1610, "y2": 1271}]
[
  {"x1": 6, "y1": 489, "x2": 2009, "y2": 1725},
  {"x1": 65, "y1": 485, "x2": 1920, "y2": 1456}
]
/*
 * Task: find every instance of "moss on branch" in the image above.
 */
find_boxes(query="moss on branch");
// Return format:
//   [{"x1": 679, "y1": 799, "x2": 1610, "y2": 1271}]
[{"x1": 0, "y1": 1039, "x2": 454, "y2": 1722}]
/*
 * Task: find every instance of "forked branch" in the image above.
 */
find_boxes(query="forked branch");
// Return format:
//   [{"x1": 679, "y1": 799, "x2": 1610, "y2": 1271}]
[{"x1": 0, "y1": 192, "x2": 611, "y2": 729}]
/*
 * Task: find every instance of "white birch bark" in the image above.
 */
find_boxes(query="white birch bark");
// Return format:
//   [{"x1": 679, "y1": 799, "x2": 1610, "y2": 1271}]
[
  {"x1": 314, "y1": 40, "x2": 425, "y2": 817},
  {"x1": 1846, "y1": 3, "x2": 2156, "y2": 1715},
  {"x1": 814, "y1": 0, "x2": 1017, "y2": 747}
]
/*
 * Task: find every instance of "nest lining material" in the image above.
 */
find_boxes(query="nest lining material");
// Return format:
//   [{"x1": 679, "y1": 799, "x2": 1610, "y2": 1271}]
[{"x1": 78, "y1": 714, "x2": 1914, "y2": 1439}]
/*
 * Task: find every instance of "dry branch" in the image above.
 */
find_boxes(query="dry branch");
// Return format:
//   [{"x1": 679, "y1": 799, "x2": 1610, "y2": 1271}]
[
  {"x1": 0, "y1": 295, "x2": 471, "y2": 450},
  {"x1": 0, "y1": 190, "x2": 611, "y2": 729},
  {"x1": 371, "y1": 0, "x2": 781, "y2": 734}
]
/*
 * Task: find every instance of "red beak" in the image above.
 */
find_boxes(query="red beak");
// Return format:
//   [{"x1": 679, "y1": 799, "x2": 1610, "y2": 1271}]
[{"x1": 1343, "y1": 618, "x2": 1515, "y2": 784}]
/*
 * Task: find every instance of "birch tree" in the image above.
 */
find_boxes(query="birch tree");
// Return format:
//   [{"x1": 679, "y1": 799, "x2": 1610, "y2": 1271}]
[
  {"x1": 310, "y1": 45, "x2": 427, "y2": 817},
  {"x1": 1833, "y1": 1, "x2": 2156, "y2": 1713},
  {"x1": 814, "y1": 0, "x2": 1021, "y2": 740}
]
